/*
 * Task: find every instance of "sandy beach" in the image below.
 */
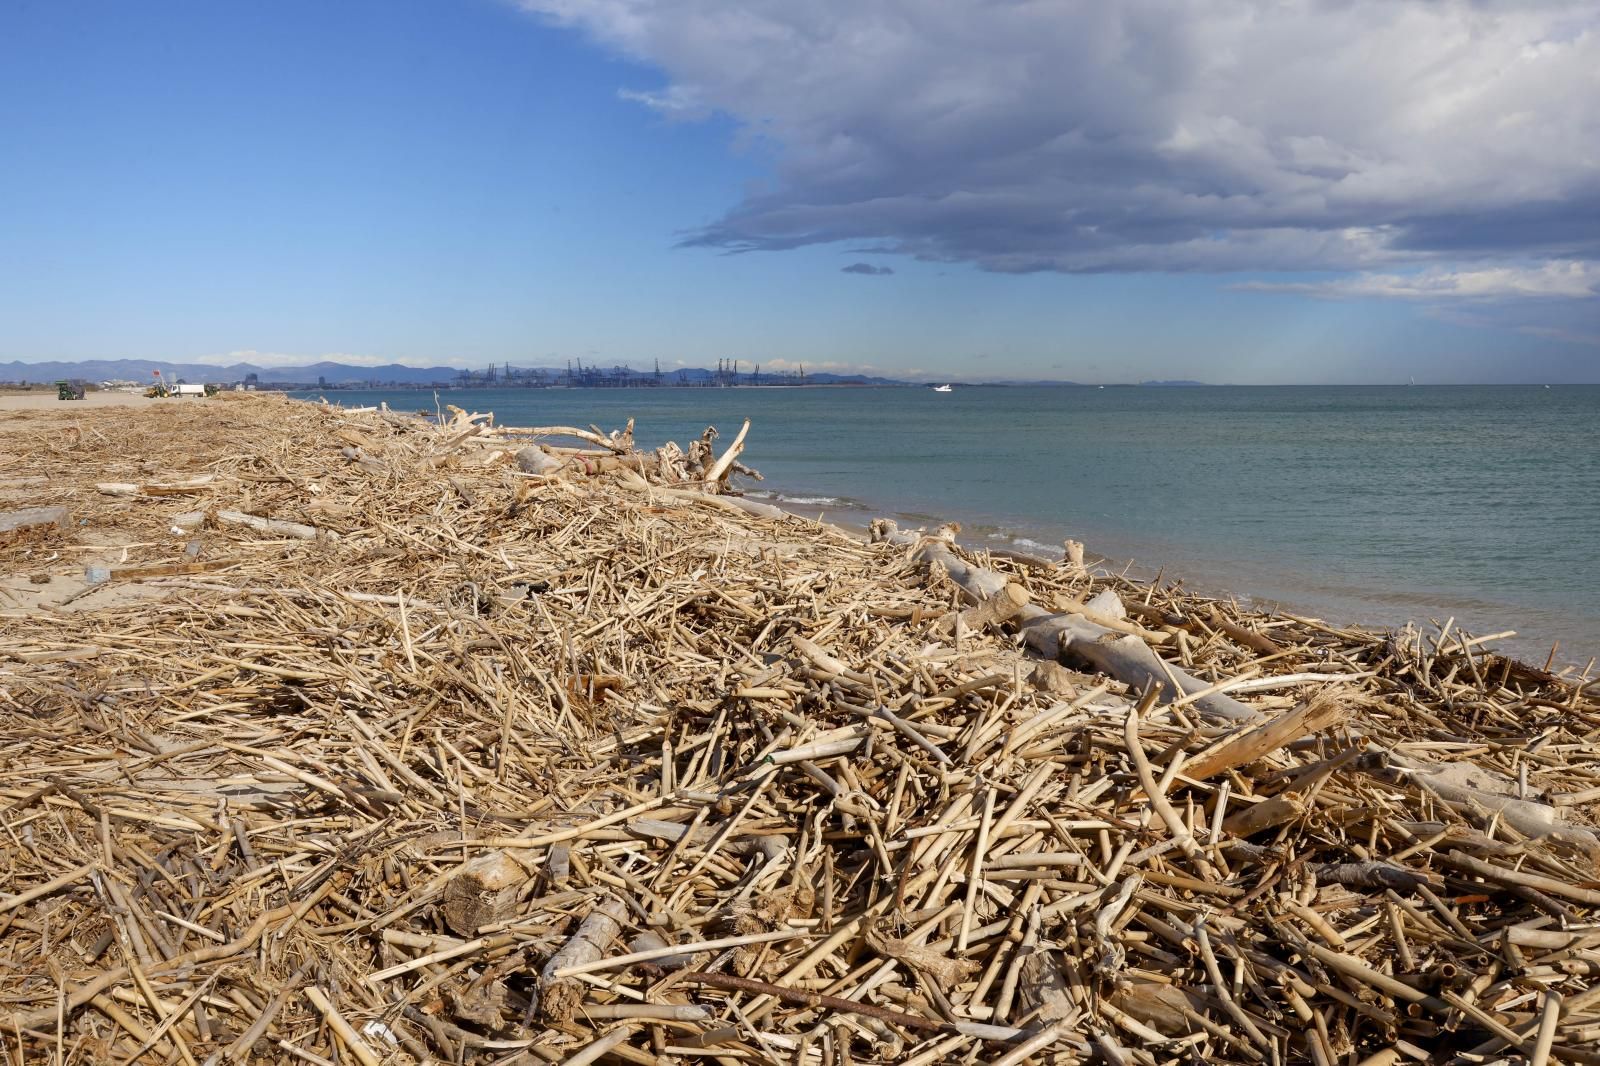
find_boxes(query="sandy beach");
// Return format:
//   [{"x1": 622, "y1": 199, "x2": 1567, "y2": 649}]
[
  {"x1": 0, "y1": 389, "x2": 165, "y2": 413},
  {"x1": 3, "y1": 393, "x2": 1599, "y2": 1065}
]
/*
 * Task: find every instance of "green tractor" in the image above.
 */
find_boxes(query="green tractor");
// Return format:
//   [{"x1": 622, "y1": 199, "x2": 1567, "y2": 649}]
[{"x1": 56, "y1": 379, "x2": 85, "y2": 401}]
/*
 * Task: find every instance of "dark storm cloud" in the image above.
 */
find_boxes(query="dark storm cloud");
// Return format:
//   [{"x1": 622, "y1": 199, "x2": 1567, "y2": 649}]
[
  {"x1": 526, "y1": 1, "x2": 1599, "y2": 288},
  {"x1": 841, "y1": 262, "x2": 894, "y2": 275}
]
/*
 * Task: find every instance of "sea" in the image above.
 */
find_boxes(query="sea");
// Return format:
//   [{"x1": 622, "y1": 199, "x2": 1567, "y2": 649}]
[{"x1": 293, "y1": 384, "x2": 1600, "y2": 668}]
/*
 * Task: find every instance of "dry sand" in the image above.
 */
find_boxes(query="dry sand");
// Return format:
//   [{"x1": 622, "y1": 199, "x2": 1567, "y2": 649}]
[{"x1": 0, "y1": 390, "x2": 184, "y2": 413}]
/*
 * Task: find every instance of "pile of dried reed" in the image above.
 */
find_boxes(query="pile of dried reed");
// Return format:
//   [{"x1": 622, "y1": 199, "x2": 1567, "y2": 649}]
[{"x1": 2, "y1": 394, "x2": 1598, "y2": 1066}]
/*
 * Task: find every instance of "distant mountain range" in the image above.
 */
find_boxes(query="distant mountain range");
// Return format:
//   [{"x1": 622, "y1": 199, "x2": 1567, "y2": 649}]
[{"x1": 0, "y1": 358, "x2": 1206, "y2": 389}]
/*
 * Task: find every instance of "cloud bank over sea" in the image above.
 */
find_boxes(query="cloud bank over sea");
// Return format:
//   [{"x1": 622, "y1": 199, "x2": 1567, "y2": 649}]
[{"x1": 524, "y1": 1, "x2": 1599, "y2": 285}]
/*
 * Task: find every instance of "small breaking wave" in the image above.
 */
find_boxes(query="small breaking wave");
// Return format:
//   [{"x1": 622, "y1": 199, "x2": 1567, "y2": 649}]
[
  {"x1": 777, "y1": 494, "x2": 845, "y2": 506},
  {"x1": 749, "y1": 490, "x2": 863, "y2": 507},
  {"x1": 971, "y1": 524, "x2": 1058, "y2": 554}
]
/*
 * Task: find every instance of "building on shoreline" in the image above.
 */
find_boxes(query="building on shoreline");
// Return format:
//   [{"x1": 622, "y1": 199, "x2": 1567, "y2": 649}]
[{"x1": 442, "y1": 359, "x2": 811, "y2": 389}]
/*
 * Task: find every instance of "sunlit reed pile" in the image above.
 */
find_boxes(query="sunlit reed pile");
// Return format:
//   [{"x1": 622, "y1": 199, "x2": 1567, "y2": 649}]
[{"x1": 2, "y1": 393, "x2": 1598, "y2": 1066}]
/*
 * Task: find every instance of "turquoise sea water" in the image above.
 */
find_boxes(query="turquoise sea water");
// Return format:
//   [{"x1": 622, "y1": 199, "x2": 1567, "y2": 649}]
[{"x1": 295, "y1": 385, "x2": 1600, "y2": 666}]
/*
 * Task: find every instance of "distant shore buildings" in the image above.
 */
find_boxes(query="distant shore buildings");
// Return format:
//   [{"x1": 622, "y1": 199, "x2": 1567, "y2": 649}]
[{"x1": 446, "y1": 358, "x2": 809, "y2": 389}]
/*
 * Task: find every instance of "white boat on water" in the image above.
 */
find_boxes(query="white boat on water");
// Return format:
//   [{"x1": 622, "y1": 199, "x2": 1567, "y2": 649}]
[{"x1": 933, "y1": 384, "x2": 953, "y2": 393}]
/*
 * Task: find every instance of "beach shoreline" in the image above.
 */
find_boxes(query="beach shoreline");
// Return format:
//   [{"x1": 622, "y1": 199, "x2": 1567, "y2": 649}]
[{"x1": 291, "y1": 384, "x2": 1600, "y2": 671}]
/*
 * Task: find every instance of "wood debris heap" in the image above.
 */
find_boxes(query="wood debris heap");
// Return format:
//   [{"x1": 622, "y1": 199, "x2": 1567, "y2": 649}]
[{"x1": 2, "y1": 394, "x2": 1599, "y2": 1065}]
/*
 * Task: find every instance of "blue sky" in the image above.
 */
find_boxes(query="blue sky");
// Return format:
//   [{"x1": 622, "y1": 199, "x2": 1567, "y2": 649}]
[{"x1": 2, "y1": 0, "x2": 1596, "y2": 383}]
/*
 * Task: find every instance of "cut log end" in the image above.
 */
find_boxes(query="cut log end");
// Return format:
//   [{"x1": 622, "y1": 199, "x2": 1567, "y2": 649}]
[{"x1": 538, "y1": 894, "x2": 629, "y2": 1023}]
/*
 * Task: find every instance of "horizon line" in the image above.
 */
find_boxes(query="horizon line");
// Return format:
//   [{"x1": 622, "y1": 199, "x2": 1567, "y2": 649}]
[{"x1": 4, "y1": 358, "x2": 1595, "y2": 388}]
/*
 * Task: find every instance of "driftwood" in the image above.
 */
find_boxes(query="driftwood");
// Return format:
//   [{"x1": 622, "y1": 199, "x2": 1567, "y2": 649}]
[
  {"x1": 1185, "y1": 692, "x2": 1349, "y2": 781},
  {"x1": 872, "y1": 519, "x2": 1257, "y2": 722},
  {"x1": 615, "y1": 470, "x2": 788, "y2": 521},
  {"x1": 702, "y1": 417, "x2": 751, "y2": 489},
  {"x1": 508, "y1": 419, "x2": 634, "y2": 453},
  {"x1": 1062, "y1": 538, "x2": 1085, "y2": 569},
  {"x1": 514, "y1": 446, "x2": 565, "y2": 476},
  {"x1": 515, "y1": 446, "x2": 650, "y2": 478},
  {"x1": 164, "y1": 509, "x2": 333, "y2": 540},
  {"x1": 215, "y1": 509, "x2": 333, "y2": 540},
  {"x1": 1052, "y1": 590, "x2": 1171, "y2": 642},
  {"x1": 538, "y1": 895, "x2": 629, "y2": 1022},
  {"x1": 441, "y1": 851, "x2": 531, "y2": 936},
  {"x1": 1372, "y1": 752, "x2": 1600, "y2": 850},
  {"x1": 941, "y1": 582, "x2": 1030, "y2": 636},
  {"x1": 1209, "y1": 605, "x2": 1282, "y2": 656},
  {"x1": 95, "y1": 476, "x2": 216, "y2": 497}
]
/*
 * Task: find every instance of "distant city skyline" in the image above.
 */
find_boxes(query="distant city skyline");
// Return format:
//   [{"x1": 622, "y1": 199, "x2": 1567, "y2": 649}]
[{"x1": 2, "y1": 1, "x2": 1596, "y2": 384}]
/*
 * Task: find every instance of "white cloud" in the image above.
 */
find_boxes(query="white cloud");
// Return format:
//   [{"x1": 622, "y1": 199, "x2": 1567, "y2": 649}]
[
  {"x1": 521, "y1": 0, "x2": 1600, "y2": 276},
  {"x1": 1231, "y1": 261, "x2": 1598, "y2": 300}
]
